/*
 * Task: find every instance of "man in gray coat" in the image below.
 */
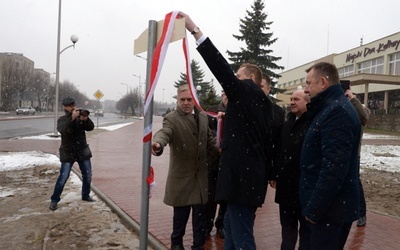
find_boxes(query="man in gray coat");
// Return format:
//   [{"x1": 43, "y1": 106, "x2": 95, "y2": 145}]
[{"x1": 151, "y1": 84, "x2": 217, "y2": 250}]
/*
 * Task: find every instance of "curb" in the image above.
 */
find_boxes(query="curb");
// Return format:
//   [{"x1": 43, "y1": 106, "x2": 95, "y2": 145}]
[{"x1": 72, "y1": 168, "x2": 167, "y2": 250}]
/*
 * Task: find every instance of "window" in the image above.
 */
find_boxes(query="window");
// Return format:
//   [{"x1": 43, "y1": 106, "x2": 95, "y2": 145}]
[
  {"x1": 358, "y1": 57, "x2": 384, "y2": 74},
  {"x1": 389, "y1": 52, "x2": 400, "y2": 75},
  {"x1": 338, "y1": 65, "x2": 355, "y2": 77}
]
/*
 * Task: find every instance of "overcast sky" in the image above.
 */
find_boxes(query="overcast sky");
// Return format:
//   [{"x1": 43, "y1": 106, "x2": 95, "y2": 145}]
[{"x1": 1, "y1": 0, "x2": 400, "y2": 103}]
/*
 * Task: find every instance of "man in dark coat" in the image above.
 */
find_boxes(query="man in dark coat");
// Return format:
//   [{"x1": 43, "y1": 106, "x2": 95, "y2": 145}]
[
  {"x1": 301, "y1": 62, "x2": 361, "y2": 249},
  {"x1": 151, "y1": 85, "x2": 217, "y2": 250},
  {"x1": 260, "y1": 74, "x2": 285, "y2": 174},
  {"x1": 179, "y1": 12, "x2": 273, "y2": 250},
  {"x1": 270, "y1": 89, "x2": 310, "y2": 249},
  {"x1": 49, "y1": 97, "x2": 95, "y2": 210},
  {"x1": 205, "y1": 91, "x2": 227, "y2": 238}
]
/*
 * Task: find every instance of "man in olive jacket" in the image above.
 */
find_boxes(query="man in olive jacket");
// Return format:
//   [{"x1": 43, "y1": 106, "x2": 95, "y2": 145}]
[
  {"x1": 151, "y1": 85, "x2": 217, "y2": 250},
  {"x1": 49, "y1": 97, "x2": 95, "y2": 211}
]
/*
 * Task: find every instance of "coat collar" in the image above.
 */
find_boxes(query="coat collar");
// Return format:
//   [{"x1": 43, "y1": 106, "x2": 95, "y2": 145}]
[
  {"x1": 175, "y1": 106, "x2": 200, "y2": 117},
  {"x1": 306, "y1": 84, "x2": 343, "y2": 119}
]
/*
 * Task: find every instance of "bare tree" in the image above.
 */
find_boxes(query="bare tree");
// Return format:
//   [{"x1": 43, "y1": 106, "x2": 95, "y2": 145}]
[
  {"x1": 116, "y1": 88, "x2": 140, "y2": 115},
  {"x1": 0, "y1": 58, "x2": 18, "y2": 110},
  {"x1": 31, "y1": 72, "x2": 49, "y2": 112},
  {"x1": 13, "y1": 63, "x2": 33, "y2": 107}
]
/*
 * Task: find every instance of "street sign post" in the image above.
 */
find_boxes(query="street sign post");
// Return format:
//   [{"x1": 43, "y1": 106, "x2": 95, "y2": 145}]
[{"x1": 93, "y1": 89, "x2": 104, "y2": 129}]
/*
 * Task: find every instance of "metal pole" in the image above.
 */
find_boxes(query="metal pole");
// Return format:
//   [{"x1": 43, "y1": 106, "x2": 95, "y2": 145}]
[
  {"x1": 53, "y1": 0, "x2": 62, "y2": 136},
  {"x1": 133, "y1": 74, "x2": 141, "y2": 115},
  {"x1": 121, "y1": 83, "x2": 128, "y2": 95},
  {"x1": 139, "y1": 20, "x2": 157, "y2": 250}
]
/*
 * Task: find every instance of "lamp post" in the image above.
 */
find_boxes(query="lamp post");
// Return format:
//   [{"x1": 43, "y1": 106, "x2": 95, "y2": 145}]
[
  {"x1": 121, "y1": 83, "x2": 128, "y2": 94},
  {"x1": 135, "y1": 54, "x2": 147, "y2": 61},
  {"x1": 52, "y1": 0, "x2": 78, "y2": 136},
  {"x1": 196, "y1": 85, "x2": 202, "y2": 106},
  {"x1": 132, "y1": 74, "x2": 142, "y2": 115}
]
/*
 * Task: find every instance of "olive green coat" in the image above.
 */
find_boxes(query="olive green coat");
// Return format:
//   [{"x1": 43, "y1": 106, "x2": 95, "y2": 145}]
[{"x1": 153, "y1": 107, "x2": 216, "y2": 207}]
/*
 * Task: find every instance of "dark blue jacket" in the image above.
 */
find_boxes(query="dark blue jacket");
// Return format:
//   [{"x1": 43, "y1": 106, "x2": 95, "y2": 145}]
[
  {"x1": 300, "y1": 84, "x2": 361, "y2": 223},
  {"x1": 197, "y1": 38, "x2": 273, "y2": 207}
]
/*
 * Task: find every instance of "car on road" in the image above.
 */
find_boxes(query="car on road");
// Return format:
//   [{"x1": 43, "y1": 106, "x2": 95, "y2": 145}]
[
  {"x1": 94, "y1": 109, "x2": 104, "y2": 117},
  {"x1": 16, "y1": 106, "x2": 36, "y2": 115}
]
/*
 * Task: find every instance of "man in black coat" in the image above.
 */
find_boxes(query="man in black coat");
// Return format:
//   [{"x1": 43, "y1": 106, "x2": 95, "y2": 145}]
[
  {"x1": 205, "y1": 91, "x2": 228, "y2": 238},
  {"x1": 179, "y1": 12, "x2": 273, "y2": 250},
  {"x1": 270, "y1": 89, "x2": 310, "y2": 249},
  {"x1": 49, "y1": 97, "x2": 95, "y2": 210},
  {"x1": 260, "y1": 74, "x2": 285, "y2": 174}
]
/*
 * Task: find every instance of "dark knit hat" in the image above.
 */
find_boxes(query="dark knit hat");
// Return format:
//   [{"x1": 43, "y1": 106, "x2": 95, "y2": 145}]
[{"x1": 62, "y1": 97, "x2": 75, "y2": 106}]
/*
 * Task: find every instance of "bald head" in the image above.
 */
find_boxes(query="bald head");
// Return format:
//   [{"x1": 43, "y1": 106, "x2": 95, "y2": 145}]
[{"x1": 290, "y1": 90, "x2": 310, "y2": 117}]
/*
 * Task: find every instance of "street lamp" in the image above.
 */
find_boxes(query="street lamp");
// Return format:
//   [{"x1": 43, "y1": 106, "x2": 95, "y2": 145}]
[
  {"x1": 121, "y1": 83, "x2": 128, "y2": 94},
  {"x1": 132, "y1": 74, "x2": 142, "y2": 115},
  {"x1": 135, "y1": 54, "x2": 147, "y2": 61},
  {"x1": 196, "y1": 85, "x2": 202, "y2": 105},
  {"x1": 132, "y1": 74, "x2": 141, "y2": 92},
  {"x1": 52, "y1": 0, "x2": 79, "y2": 136}
]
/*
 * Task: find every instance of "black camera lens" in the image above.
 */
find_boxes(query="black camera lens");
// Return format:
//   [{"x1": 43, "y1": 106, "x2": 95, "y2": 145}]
[{"x1": 81, "y1": 110, "x2": 90, "y2": 117}]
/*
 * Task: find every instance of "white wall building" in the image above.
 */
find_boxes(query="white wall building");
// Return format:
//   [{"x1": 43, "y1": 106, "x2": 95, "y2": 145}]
[{"x1": 277, "y1": 32, "x2": 400, "y2": 112}]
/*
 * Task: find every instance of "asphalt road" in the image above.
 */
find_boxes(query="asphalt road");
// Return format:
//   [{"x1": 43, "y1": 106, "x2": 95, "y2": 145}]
[{"x1": 0, "y1": 112, "x2": 138, "y2": 139}]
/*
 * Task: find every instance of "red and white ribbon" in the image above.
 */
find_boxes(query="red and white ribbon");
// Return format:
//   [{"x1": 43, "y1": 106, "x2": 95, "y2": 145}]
[{"x1": 142, "y1": 10, "x2": 203, "y2": 142}]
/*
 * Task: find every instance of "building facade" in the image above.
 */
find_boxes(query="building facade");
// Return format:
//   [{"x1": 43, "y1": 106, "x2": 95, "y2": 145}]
[
  {"x1": 276, "y1": 32, "x2": 400, "y2": 112},
  {"x1": 0, "y1": 52, "x2": 50, "y2": 111}
]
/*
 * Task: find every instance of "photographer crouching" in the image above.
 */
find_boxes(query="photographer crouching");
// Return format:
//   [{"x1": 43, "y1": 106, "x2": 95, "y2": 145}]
[{"x1": 49, "y1": 97, "x2": 95, "y2": 210}]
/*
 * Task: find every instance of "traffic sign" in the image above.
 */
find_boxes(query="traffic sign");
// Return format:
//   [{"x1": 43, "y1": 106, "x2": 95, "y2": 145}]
[{"x1": 93, "y1": 89, "x2": 104, "y2": 100}]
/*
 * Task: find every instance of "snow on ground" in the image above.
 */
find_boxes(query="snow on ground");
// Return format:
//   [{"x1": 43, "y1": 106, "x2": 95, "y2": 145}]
[
  {"x1": 18, "y1": 122, "x2": 133, "y2": 140},
  {"x1": 0, "y1": 123, "x2": 134, "y2": 198}
]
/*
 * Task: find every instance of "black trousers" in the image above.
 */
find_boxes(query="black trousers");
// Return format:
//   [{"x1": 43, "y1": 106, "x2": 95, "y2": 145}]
[
  {"x1": 171, "y1": 204, "x2": 206, "y2": 249},
  {"x1": 205, "y1": 169, "x2": 226, "y2": 233},
  {"x1": 304, "y1": 221, "x2": 352, "y2": 250},
  {"x1": 359, "y1": 177, "x2": 366, "y2": 217},
  {"x1": 279, "y1": 204, "x2": 309, "y2": 250}
]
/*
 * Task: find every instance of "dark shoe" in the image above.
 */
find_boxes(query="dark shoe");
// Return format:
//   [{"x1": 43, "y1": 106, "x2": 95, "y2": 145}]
[
  {"x1": 357, "y1": 216, "x2": 366, "y2": 227},
  {"x1": 216, "y1": 228, "x2": 225, "y2": 239},
  {"x1": 49, "y1": 201, "x2": 58, "y2": 211},
  {"x1": 82, "y1": 196, "x2": 95, "y2": 202},
  {"x1": 170, "y1": 244, "x2": 184, "y2": 250}
]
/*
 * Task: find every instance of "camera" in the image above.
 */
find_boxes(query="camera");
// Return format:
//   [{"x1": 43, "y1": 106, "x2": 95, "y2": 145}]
[
  {"x1": 340, "y1": 80, "x2": 351, "y2": 92},
  {"x1": 76, "y1": 108, "x2": 90, "y2": 117}
]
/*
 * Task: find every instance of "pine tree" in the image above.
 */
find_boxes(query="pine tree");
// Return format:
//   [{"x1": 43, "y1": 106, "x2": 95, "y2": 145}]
[
  {"x1": 174, "y1": 59, "x2": 218, "y2": 107},
  {"x1": 227, "y1": 0, "x2": 284, "y2": 95}
]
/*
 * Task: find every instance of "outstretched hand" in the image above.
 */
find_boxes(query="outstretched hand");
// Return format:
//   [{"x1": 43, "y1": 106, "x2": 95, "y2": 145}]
[
  {"x1": 178, "y1": 12, "x2": 196, "y2": 31},
  {"x1": 151, "y1": 142, "x2": 161, "y2": 156},
  {"x1": 178, "y1": 11, "x2": 203, "y2": 39}
]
